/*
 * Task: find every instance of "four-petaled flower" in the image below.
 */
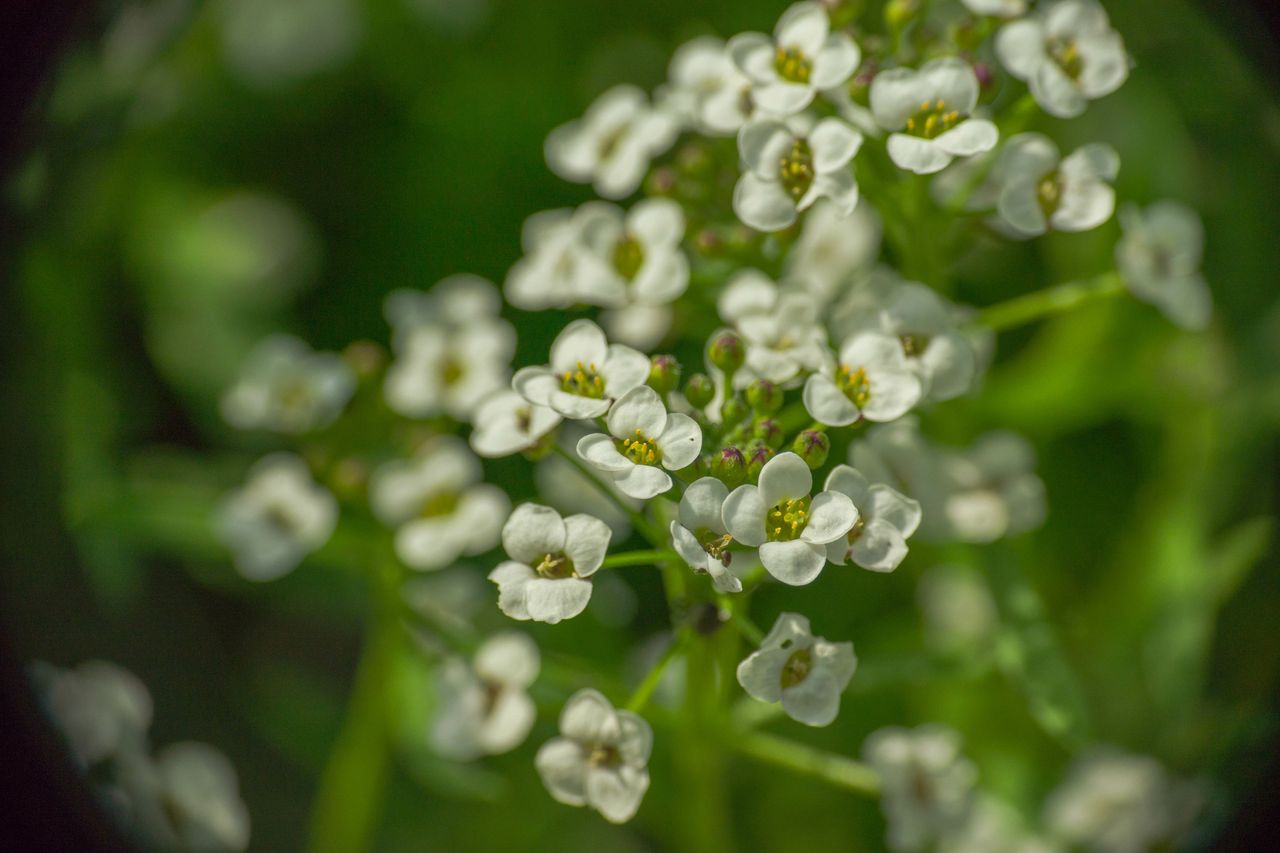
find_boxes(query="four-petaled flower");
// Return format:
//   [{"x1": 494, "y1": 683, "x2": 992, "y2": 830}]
[
  {"x1": 803, "y1": 332, "x2": 923, "y2": 426},
  {"x1": 577, "y1": 385, "x2": 703, "y2": 500},
  {"x1": 535, "y1": 688, "x2": 652, "y2": 824},
  {"x1": 871, "y1": 58, "x2": 999, "y2": 175},
  {"x1": 220, "y1": 335, "x2": 354, "y2": 434},
  {"x1": 994, "y1": 133, "x2": 1120, "y2": 237},
  {"x1": 734, "y1": 116, "x2": 862, "y2": 232},
  {"x1": 469, "y1": 389, "x2": 562, "y2": 459},
  {"x1": 717, "y1": 270, "x2": 832, "y2": 385},
  {"x1": 1115, "y1": 200, "x2": 1211, "y2": 331},
  {"x1": 513, "y1": 319, "x2": 651, "y2": 419},
  {"x1": 488, "y1": 504, "x2": 611, "y2": 624},
  {"x1": 823, "y1": 465, "x2": 922, "y2": 572},
  {"x1": 431, "y1": 632, "x2": 541, "y2": 760},
  {"x1": 670, "y1": 477, "x2": 743, "y2": 593},
  {"x1": 545, "y1": 85, "x2": 677, "y2": 199},
  {"x1": 722, "y1": 452, "x2": 857, "y2": 585},
  {"x1": 736, "y1": 612, "x2": 857, "y2": 726}
]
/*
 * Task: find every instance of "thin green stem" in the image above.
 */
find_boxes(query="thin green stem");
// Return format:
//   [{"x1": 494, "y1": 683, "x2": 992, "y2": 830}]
[
  {"x1": 601, "y1": 549, "x2": 677, "y2": 569},
  {"x1": 723, "y1": 604, "x2": 765, "y2": 646},
  {"x1": 625, "y1": 631, "x2": 689, "y2": 712},
  {"x1": 551, "y1": 443, "x2": 659, "y2": 545},
  {"x1": 731, "y1": 730, "x2": 881, "y2": 797},
  {"x1": 976, "y1": 271, "x2": 1124, "y2": 332}
]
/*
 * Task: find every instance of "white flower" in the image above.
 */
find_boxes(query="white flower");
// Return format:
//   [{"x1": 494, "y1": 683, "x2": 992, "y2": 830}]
[
  {"x1": 994, "y1": 133, "x2": 1119, "y2": 236},
  {"x1": 735, "y1": 612, "x2": 856, "y2": 726},
  {"x1": 865, "y1": 281, "x2": 980, "y2": 401},
  {"x1": 718, "y1": 270, "x2": 832, "y2": 385},
  {"x1": 670, "y1": 477, "x2": 743, "y2": 593},
  {"x1": 536, "y1": 425, "x2": 642, "y2": 539},
  {"x1": 34, "y1": 660, "x2": 153, "y2": 767},
  {"x1": 469, "y1": 389, "x2": 561, "y2": 458},
  {"x1": 512, "y1": 319, "x2": 650, "y2": 419},
  {"x1": 962, "y1": 0, "x2": 1026, "y2": 18},
  {"x1": 578, "y1": 198, "x2": 689, "y2": 309},
  {"x1": 383, "y1": 282, "x2": 515, "y2": 422},
  {"x1": 1115, "y1": 200, "x2": 1211, "y2": 331},
  {"x1": 600, "y1": 303, "x2": 674, "y2": 351},
  {"x1": 728, "y1": 2, "x2": 861, "y2": 116},
  {"x1": 664, "y1": 36, "x2": 755, "y2": 135},
  {"x1": 431, "y1": 632, "x2": 540, "y2": 760},
  {"x1": 940, "y1": 430, "x2": 1046, "y2": 543},
  {"x1": 220, "y1": 335, "x2": 354, "y2": 434},
  {"x1": 803, "y1": 332, "x2": 923, "y2": 426},
  {"x1": 918, "y1": 565, "x2": 998, "y2": 654},
  {"x1": 383, "y1": 273, "x2": 504, "y2": 350},
  {"x1": 534, "y1": 688, "x2": 652, "y2": 824},
  {"x1": 1044, "y1": 748, "x2": 1203, "y2": 853},
  {"x1": 545, "y1": 85, "x2": 677, "y2": 199},
  {"x1": 871, "y1": 58, "x2": 998, "y2": 175},
  {"x1": 864, "y1": 724, "x2": 979, "y2": 852},
  {"x1": 577, "y1": 386, "x2": 703, "y2": 500},
  {"x1": 996, "y1": 0, "x2": 1129, "y2": 119},
  {"x1": 823, "y1": 465, "x2": 921, "y2": 572},
  {"x1": 784, "y1": 199, "x2": 882, "y2": 306},
  {"x1": 943, "y1": 795, "x2": 1058, "y2": 853},
  {"x1": 370, "y1": 437, "x2": 509, "y2": 571},
  {"x1": 488, "y1": 503, "x2": 611, "y2": 624},
  {"x1": 215, "y1": 453, "x2": 337, "y2": 581},
  {"x1": 734, "y1": 116, "x2": 862, "y2": 231},
  {"x1": 505, "y1": 207, "x2": 618, "y2": 310},
  {"x1": 722, "y1": 452, "x2": 856, "y2": 586},
  {"x1": 136, "y1": 742, "x2": 251, "y2": 852}
]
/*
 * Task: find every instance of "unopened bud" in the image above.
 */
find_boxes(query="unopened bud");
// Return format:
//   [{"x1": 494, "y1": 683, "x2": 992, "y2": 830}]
[
  {"x1": 646, "y1": 166, "x2": 678, "y2": 197},
  {"x1": 711, "y1": 446, "x2": 747, "y2": 487},
  {"x1": 793, "y1": 429, "x2": 830, "y2": 469},
  {"x1": 707, "y1": 330, "x2": 745, "y2": 374},
  {"x1": 683, "y1": 373, "x2": 715, "y2": 409},
  {"x1": 745, "y1": 379, "x2": 783, "y2": 415},
  {"x1": 745, "y1": 441, "x2": 775, "y2": 481},
  {"x1": 753, "y1": 418, "x2": 784, "y2": 450},
  {"x1": 648, "y1": 354, "x2": 681, "y2": 395},
  {"x1": 722, "y1": 395, "x2": 750, "y2": 427},
  {"x1": 342, "y1": 340, "x2": 385, "y2": 380},
  {"x1": 885, "y1": 0, "x2": 920, "y2": 32}
]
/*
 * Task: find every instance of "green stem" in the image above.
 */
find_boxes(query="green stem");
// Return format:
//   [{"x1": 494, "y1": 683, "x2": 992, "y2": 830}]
[
  {"x1": 625, "y1": 631, "x2": 689, "y2": 712},
  {"x1": 731, "y1": 730, "x2": 881, "y2": 797},
  {"x1": 601, "y1": 549, "x2": 677, "y2": 569},
  {"x1": 976, "y1": 271, "x2": 1124, "y2": 332},
  {"x1": 551, "y1": 443, "x2": 659, "y2": 545},
  {"x1": 723, "y1": 604, "x2": 765, "y2": 646}
]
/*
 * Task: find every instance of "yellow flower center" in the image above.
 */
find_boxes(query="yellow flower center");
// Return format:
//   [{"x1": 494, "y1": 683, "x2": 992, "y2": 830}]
[
  {"x1": 1036, "y1": 173, "x2": 1062, "y2": 217},
  {"x1": 780, "y1": 647, "x2": 812, "y2": 688},
  {"x1": 617, "y1": 429, "x2": 662, "y2": 466},
  {"x1": 420, "y1": 492, "x2": 460, "y2": 519},
  {"x1": 440, "y1": 356, "x2": 464, "y2": 387},
  {"x1": 774, "y1": 46, "x2": 812, "y2": 84},
  {"x1": 767, "y1": 496, "x2": 811, "y2": 542},
  {"x1": 534, "y1": 552, "x2": 576, "y2": 579},
  {"x1": 696, "y1": 528, "x2": 734, "y2": 564},
  {"x1": 612, "y1": 234, "x2": 645, "y2": 280},
  {"x1": 904, "y1": 99, "x2": 964, "y2": 140},
  {"x1": 1047, "y1": 36, "x2": 1083, "y2": 80},
  {"x1": 560, "y1": 361, "x2": 606, "y2": 398},
  {"x1": 836, "y1": 364, "x2": 872, "y2": 408},
  {"x1": 900, "y1": 334, "x2": 929, "y2": 356},
  {"x1": 779, "y1": 139, "x2": 815, "y2": 201},
  {"x1": 589, "y1": 743, "x2": 621, "y2": 767}
]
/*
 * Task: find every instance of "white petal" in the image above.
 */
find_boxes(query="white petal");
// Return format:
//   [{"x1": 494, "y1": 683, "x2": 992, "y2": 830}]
[
  {"x1": 824, "y1": 465, "x2": 870, "y2": 506},
  {"x1": 813, "y1": 639, "x2": 858, "y2": 689},
  {"x1": 920, "y1": 333, "x2": 977, "y2": 400},
  {"x1": 560, "y1": 688, "x2": 620, "y2": 743},
  {"x1": 657, "y1": 413, "x2": 702, "y2": 470},
  {"x1": 861, "y1": 368, "x2": 922, "y2": 422},
  {"x1": 550, "y1": 319, "x2": 608, "y2": 372},
  {"x1": 722, "y1": 485, "x2": 767, "y2": 547},
  {"x1": 535, "y1": 738, "x2": 588, "y2": 805},
  {"x1": 607, "y1": 385, "x2": 668, "y2": 439},
  {"x1": 738, "y1": 120, "x2": 795, "y2": 177},
  {"x1": 1077, "y1": 31, "x2": 1128, "y2": 98},
  {"x1": 512, "y1": 366, "x2": 558, "y2": 407},
  {"x1": 628, "y1": 198, "x2": 684, "y2": 247},
  {"x1": 998, "y1": 180, "x2": 1049, "y2": 236},
  {"x1": 502, "y1": 503, "x2": 567, "y2": 563},
  {"x1": 752, "y1": 81, "x2": 816, "y2": 115},
  {"x1": 586, "y1": 765, "x2": 650, "y2": 824},
  {"x1": 679, "y1": 477, "x2": 729, "y2": 531},
  {"x1": 727, "y1": 32, "x2": 775, "y2": 82},
  {"x1": 800, "y1": 490, "x2": 857, "y2": 544},
  {"x1": 489, "y1": 561, "x2": 535, "y2": 621},
  {"x1": 869, "y1": 66, "x2": 929, "y2": 130},
  {"x1": 1031, "y1": 62, "x2": 1086, "y2": 119},
  {"x1": 850, "y1": 517, "x2": 909, "y2": 572},
  {"x1": 602, "y1": 344, "x2": 652, "y2": 398},
  {"x1": 866, "y1": 483, "x2": 922, "y2": 537},
  {"x1": 760, "y1": 612, "x2": 813, "y2": 650},
  {"x1": 809, "y1": 34, "x2": 860, "y2": 90},
  {"x1": 548, "y1": 390, "x2": 612, "y2": 420},
  {"x1": 758, "y1": 452, "x2": 813, "y2": 508},
  {"x1": 809, "y1": 118, "x2": 861, "y2": 173},
  {"x1": 920, "y1": 57, "x2": 980, "y2": 113},
  {"x1": 524, "y1": 577, "x2": 593, "y2": 623},
  {"x1": 615, "y1": 710, "x2": 653, "y2": 763},
  {"x1": 476, "y1": 690, "x2": 536, "y2": 754},
  {"x1": 671, "y1": 522, "x2": 711, "y2": 571},
  {"x1": 577, "y1": 433, "x2": 632, "y2": 473},
  {"x1": 933, "y1": 119, "x2": 998, "y2": 158},
  {"x1": 994, "y1": 20, "x2": 1045, "y2": 81},
  {"x1": 474, "y1": 632, "x2": 541, "y2": 688},
  {"x1": 734, "y1": 173, "x2": 798, "y2": 232},
  {"x1": 708, "y1": 560, "x2": 743, "y2": 593},
  {"x1": 760, "y1": 539, "x2": 827, "y2": 586},
  {"x1": 775, "y1": 1, "x2": 828, "y2": 55},
  {"x1": 612, "y1": 464, "x2": 673, "y2": 500},
  {"x1": 563, "y1": 514, "x2": 612, "y2": 577},
  {"x1": 811, "y1": 169, "x2": 859, "y2": 215},
  {"x1": 803, "y1": 373, "x2": 860, "y2": 427},
  {"x1": 781, "y1": 667, "x2": 842, "y2": 726},
  {"x1": 886, "y1": 134, "x2": 953, "y2": 175},
  {"x1": 735, "y1": 647, "x2": 790, "y2": 703},
  {"x1": 1052, "y1": 178, "x2": 1115, "y2": 233}
]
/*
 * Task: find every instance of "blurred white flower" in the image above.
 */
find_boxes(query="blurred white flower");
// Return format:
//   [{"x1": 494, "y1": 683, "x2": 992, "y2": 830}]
[
  {"x1": 370, "y1": 437, "x2": 509, "y2": 571},
  {"x1": 505, "y1": 207, "x2": 617, "y2": 310},
  {"x1": 217, "y1": 0, "x2": 361, "y2": 88},
  {"x1": 220, "y1": 335, "x2": 354, "y2": 434},
  {"x1": 734, "y1": 116, "x2": 862, "y2": 231},
  {"x1": 545, "y1": 85, "x2": 677, "y2": 199},
  {"x1": 535, "y1": 688, "x2": 652, "y2": 823},
  {"x1": 577, "y1": 386, "x2": 702, "y2": 500},
  {"x1": 489, "y1": 503, "x2": 610, "y2": 624},
  {"x1": 131, "y1": 742, "x2": 251, "y2": 852},
  {"x1": 917, "y1": 565, "x2": 998, "y2": 654},
  {"x1": 864, "y1": 724, "x2": 979, "y2": 851},
  {"x1": 803, "y1": 332, "x2": 922, "y2": 426},
  {"x1": 1115, "y1": 201, "x2": 1211, "y2": 331},
  {"x1": 822, "y1": 465, "x2": 921, "y2": 572},
  {"x1": 995, "y1": 134, "x2": 1119, "y2": 236},
  {"x1": 728, "y1": 2, "x2": 861, "y2": 116},
  {"x1": 784, "y1": 199, "x2": 882, "y2": 306},
  {"x1": 723, "y1": 452, "x2": 856, "y2": 586},
  {"x1": 962, "y1": 0, "x2": 1027, "y2": 18},
  {"x1": 579, "y1": 199, "x2": 689, "y2": 308},
  {"x1": 941, "y1": 430, "x2": 1047, "y2": 543},
  {"x1": 431, "y1": 632, "x2": 540, "y2": 760},
  {"x1": 856, "y1": 281, "x2": 980, "y2": 402},
  {"x1": 513, "y1": 319, "x2": 650, "y2": 420},
  {"x1": 663, "y1": 36, "x2": 755, "y2": 136},
  {"x1": 718, "y1": 270, "x2": 832, "y2": 385},
  {"x1": 216, "y1": 453, "x2": 337, "y2": 581},
  {"x1": 871, "y1": 58, "x2": 998, "y2": 175},
  {"x1": 670, "y1": 477, "x2": 743, "y2": 593},
  {"x1": 941, "y1": 795, "x2": 1057, "y2": 853},
  {"x1": 33, "y1": 660, "x2": 153, "y2": 767},
  {"x1": 736, "y1": 612, "x2": 856, "y2": 726},
  {"x1": 996, "y1": 0, "x2": 1129, "y2": 119},
  {"x1": 469, "y1": 389, "x2": 561, "y2": 458}
]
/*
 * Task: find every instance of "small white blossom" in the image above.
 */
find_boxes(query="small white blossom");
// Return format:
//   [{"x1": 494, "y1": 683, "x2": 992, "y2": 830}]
[
  {"x1": 512, "y1": 319, "x2": 650, "y2": 419},
  {"x1": 941, "y1": 430, "x2": 1046, "y2": 543},
  {"x1": 871, "y1": 58, "x2": 998, "y2": 175},
  {"x1": 505, "y1": 207, "x2": 617, "y2": 310},
  {"x1": 943, "y1": 795, "x2": 1058, "y2": 853},
  {"x1": 995, "y1": 133, "x2": 1119, "y2": 236},
  {"x1": 962, "y1": 0, "x2": 1027, "y2": 17},
  {"x1": 216, "y1": 453, "x2": 337, "y2": 581},
  {"x1": 864, "y1": 724, "x2": 979, "y2": 851},
  {"x1": 220, "y1": 335, "x2": 354, "y2": 434},
  {"x1": 1115, "y1": 200, "x2": 1211, "y2": 331},
  {"x1": 545, "y1": 85, "x2": 677, "y2": 199},
  {"x1": 735, "y1": 612, "x2": 856, "y2": 726},
  {"x1": 535, "y1": 688, "x2": 652, "y2": 824},
  {"x1": 370, "y1": 437, "x2": 509, "y2": 571},
  {"x1": 1044, "y1": 748, "x2": 1203, "y2": 853},
  {"x1": 722, "y1": 452, "x2": 856, "y2": 586},
  {"x1": 728, "y1": 2, "x2": 861, "y2": 117},
  {"x1": 577, "y1": 386, "x2": 702, "y2": 500},
  {"x1": 861, "y1": 281, "x2": 980, "y2": 402},
  {"x1": 469, "y1": 389, "x2": 561, "y2": 458},
  {"x1": 823, "y1": 465, "x2": 922, "y2": 572},
  {"x1": 734, "y1": 116, "x2": 862, "y2": 232},
  {"x1": 918, "y1": 565, "x2": 998, "y2": 654},
  {"x1": 664, "y1": 36, "x2": 755, "y2": 136},
  {"x1": 996, "y1": 0, "x2": 1129, "y2": 119},
  {"x1": 718, "y1": 270, "x2": 832, "y2": 385},
  {"x1": 803, "y1": 332, "x2": 923, "y2": 426},
  {"x1": 670, "y1": 477, "x2": 742, "y2": 593},
  {"x1": 33, "y1": 660, "x2": 153, "y2": 767},
  {"x1": 784, "y1": 199, "x2": 882, "y2": 306},
  {"x1": 488, "y1": 503, "x2": 610, "y2": 624},
  {"x1": 383, "y1": 276, "x2": 515, "y2": 422},
  {"x1": 130, "y1": 742, "x2": 251, "y2": 853},
  {"x1": 431, "y1": 632, "x2": 540, "y2": 760}
]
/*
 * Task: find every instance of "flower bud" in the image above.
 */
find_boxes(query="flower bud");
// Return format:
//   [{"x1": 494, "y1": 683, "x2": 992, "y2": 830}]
[
  {"x1": 646, "y1": 166, "x2": 677, "y2": 197},
  {"x1": 683, "y1": 373, "x2": 715, "y2": 409},
  {"x1": 745, "y1": 442, "x2": 775, "y2": 482},
  {"x1": 342, "y1": 340, "x2": 385, "y2": 380},
  {"x1": 753, "y1": 418, "x2": 784, "y2": 450},
  {"x1": 647, "y1": 354, "x2": 681, "y2": 395},
  {"x1": 745, "y1": 379, "x2": 783, "y2": 415},
  {"x1": 710, "y1": 446, "x2": 747, "y2": 487},
  {"x1": 694, "y1": 228, "x2": 721, "y2": 255},
  {"x1": 707, "y1": 330, "x2": 745, "y2": 374},
  {"x1": 884, "y1": 0, "x2": 919, "y2": 32},
  {"x1": 721, "y1": 395, "x2": 750, "y2": 427},
  {"x1": 793, "y1": 429, "x2": 830, "y2": 469},
  {"x1": 973, "y1": 62, "x2": 995, "y2": 91},
  {"x1": 677, "y1": 143, "x2": 713, "y2": 176}
]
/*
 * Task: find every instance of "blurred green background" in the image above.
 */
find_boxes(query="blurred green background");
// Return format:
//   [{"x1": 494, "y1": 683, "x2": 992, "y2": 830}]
[{"x1": 2, "y1": 0, "x2": 1279, "y2": 850}]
